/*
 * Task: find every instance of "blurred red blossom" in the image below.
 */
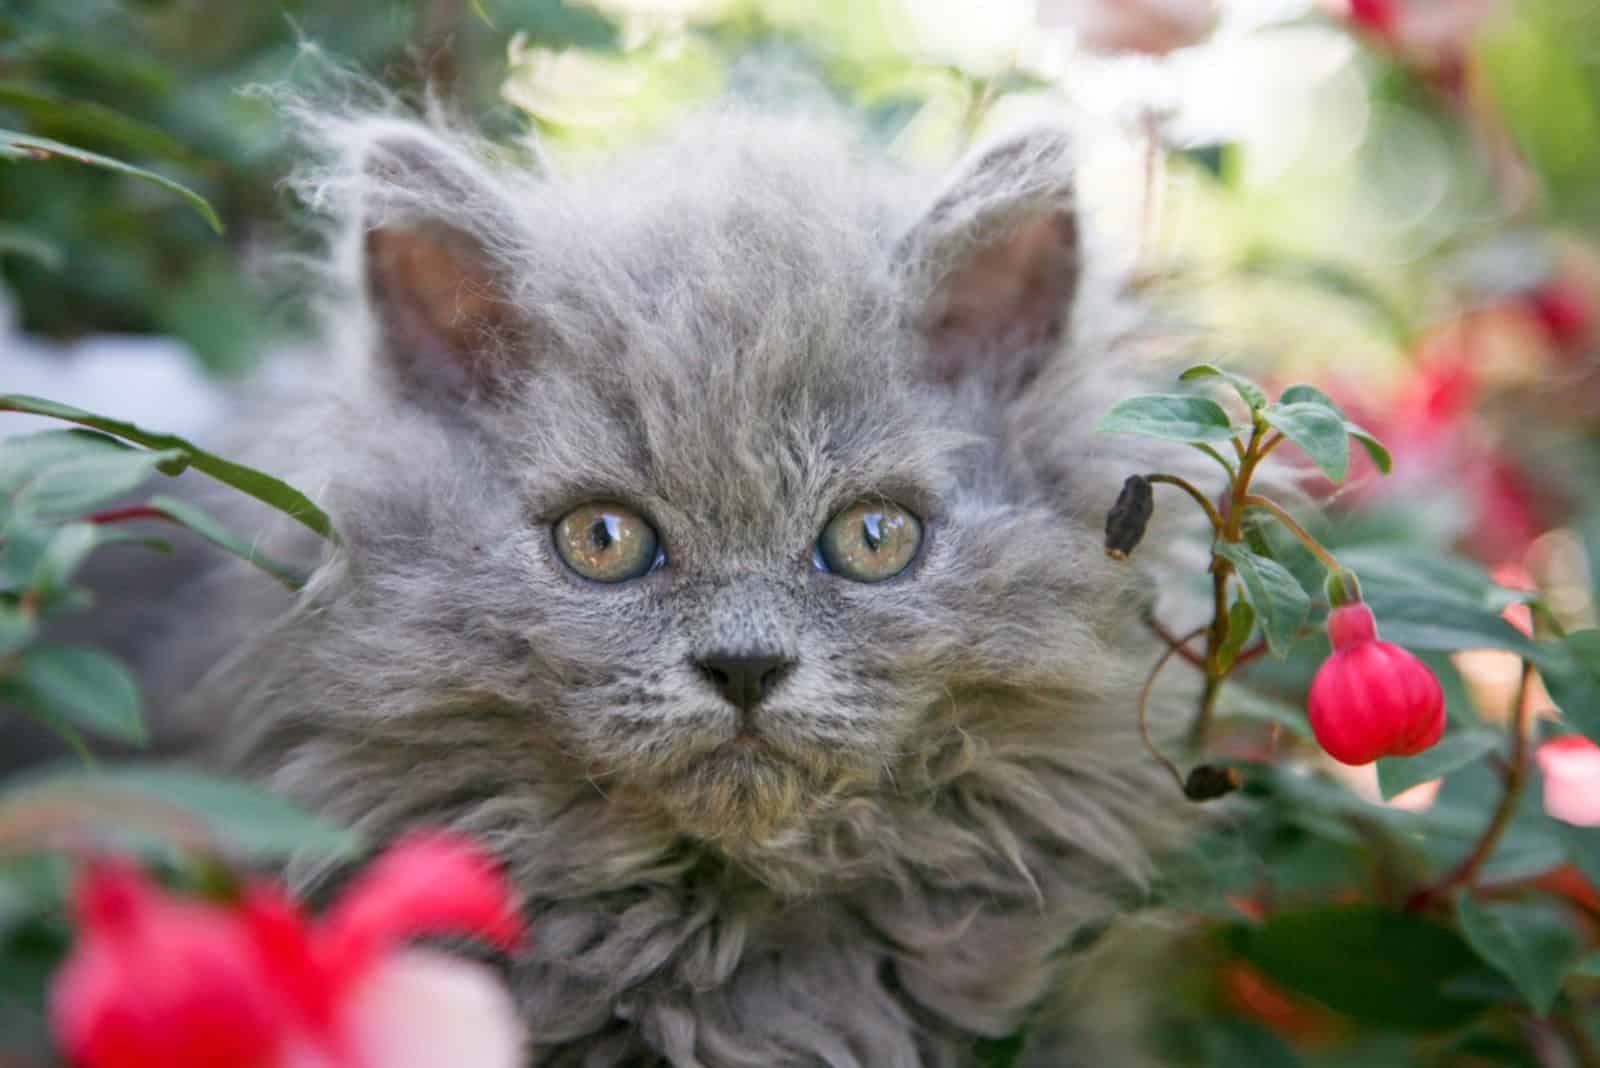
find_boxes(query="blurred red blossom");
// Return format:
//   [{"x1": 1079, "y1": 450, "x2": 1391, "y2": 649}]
[
  {"x1": 1340, "y1": 0, "x2": 1501, "y2": 93},
  {"x1": 1308, "y1": 603, "x2": 1446, "y2": 766},
  {"x1": 51, "y1": 830, "x2": 525, "y2": 1068},
  {"x1": 1528, "y1": 273, "x2": 1597, "y2": 357},
  {"x1": 1332, "y1": 340, "x2": 1548, "y2": 563},
  {"x1": 1536, "y1": 735, "x2": 1600, "y2": 828}
]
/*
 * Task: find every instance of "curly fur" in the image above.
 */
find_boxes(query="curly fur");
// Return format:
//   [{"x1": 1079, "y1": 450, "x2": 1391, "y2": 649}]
[{"x1": 153, "y1": 108, "x2": 1199, "y2": 1066}]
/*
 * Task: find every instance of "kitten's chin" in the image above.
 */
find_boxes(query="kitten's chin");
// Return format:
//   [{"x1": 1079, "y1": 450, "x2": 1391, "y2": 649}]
[{"x1": 631, "y1": 737, "x2": 864, "y2": 849}]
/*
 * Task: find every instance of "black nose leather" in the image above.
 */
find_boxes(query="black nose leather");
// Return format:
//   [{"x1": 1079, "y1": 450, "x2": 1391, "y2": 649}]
[{"x1": 697, "y1": 652, "x2": 794, "y2": 712}]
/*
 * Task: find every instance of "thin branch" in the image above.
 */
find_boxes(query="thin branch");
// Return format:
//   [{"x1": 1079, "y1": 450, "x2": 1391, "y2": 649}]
[
  {"x1": 1147, "y1": 473, "x2": 1224, "y2": 533},
  {"x1": 1240, "y1": 494, "x2": 1341, "y2": 570},
  {"x1": 1144, "y1": 614, "x2": 1206, "y2": 669},
  {"x1": 1139, "y1": 624, "x2": 1210, "y2": 795}
]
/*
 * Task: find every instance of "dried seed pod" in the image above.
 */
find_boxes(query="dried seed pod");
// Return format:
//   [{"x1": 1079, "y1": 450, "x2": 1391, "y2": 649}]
[
  {"x1": 1183, "y1": 763, "x2": 1242, "y2": 802},
  {"x1": 1105, "y1": 475, "x2": 1154, "y2": 560}
]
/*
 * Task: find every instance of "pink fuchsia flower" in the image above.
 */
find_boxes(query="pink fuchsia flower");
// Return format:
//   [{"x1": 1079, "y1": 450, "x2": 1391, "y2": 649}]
[
  {"x1": 1040, "y1": 0, "x2": 1216, "y2": 56},
  {"x1": 1536, "y1": 735, "x2": 1600, "y2": 827},
  {"x1": 1308, "y1": 602, "x2": 1446, "y2": 765},
  {"x1": 51, "y1": 830, "x2": 525, "y2": 1068}
]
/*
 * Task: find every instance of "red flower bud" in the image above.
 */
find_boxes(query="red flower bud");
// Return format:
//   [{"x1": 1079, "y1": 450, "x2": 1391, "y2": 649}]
[{"x1": 1307, "y1": 603, "x2": 1445, "y2": 765}]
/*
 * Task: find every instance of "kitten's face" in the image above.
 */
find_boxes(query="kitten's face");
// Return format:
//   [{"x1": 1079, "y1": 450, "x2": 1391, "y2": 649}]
[{"x1": 322, "y1": 121, "x2": 1119, "y2": 851}]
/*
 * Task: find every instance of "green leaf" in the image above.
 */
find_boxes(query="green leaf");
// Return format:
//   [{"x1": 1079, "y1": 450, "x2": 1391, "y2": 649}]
[
  {"x1": 1539, "y1": 631, "x2": 1600, "y2": 745},
  {"x1": 1360, "y1": 585, "x2": 1537, "y2": 658},
  {"x1": 1456, "y1": 894, "x2": 1581, "y2": 1015},
  {"x1": 26, "y1": 522, "x2": 98, "y2": 596},
  {"x1": 0, "y1": 430, "x2": 135, "y2": 494},
  {"x1": 0, "y1": 396, "x2": 334, "y2": 542},
  {"x1": 1094, "y1": 394, "x2": 1239, "y2": 444},
  {"x1": 0, "y1": 608, "x2": 35, "y2": 655},
  {"x1": 146, "y1": 495, "x2": 306, "y2": 591},
  {"x1": 10, "y1": 448, "x2": 181, "y2": 520},
  {"x1": 1179, "y1": 363, "x2": 1267, "y2": 410},
  {"x1": 1278, "y1": 384, "x2": 1345, "y2": 415},
  {"x1": 1261, "y1": 401, "x2": 1350, "y2": 483},
  {"x1": 2, "y1": 644, "x2": 145, "y2": 745},
  {"x1": 1216, "y1": 596, "x2": 1256, "y2": 673},
  {"x1": 0, "y1": 224, "x2": 64, "y2": 271},
  {"x1": 1376, "y1": 729, "x2": 1501, "y2": 800},
  {"x1": 1346, "y1": 423, "x2": 1393, "y2": 475},
  {"x1": 0, "y1": 129, "x2": 221, "y2": 234},
  {"x1": 1573, "y1": 951, "x2": 1600, "y2": 978},
  {"x1": 0, "y1": 82, "x2": 191, "y2": 161},
  {"x1": 1223, "y1": 904, "x2": 1488, "y2": 1030},
  {"x1": 1338, "y1": 546, "x2": 1529, "y2": 614},
  {"x1": 1272, "y1": 387, "x2": 1391, "y2": 474},
  {"x1": 1214, "y1": 540, "x2": 1310, "y2": 658},
  {"x1": 0, "y1": 764, "x2": 361, "y2": 863}
]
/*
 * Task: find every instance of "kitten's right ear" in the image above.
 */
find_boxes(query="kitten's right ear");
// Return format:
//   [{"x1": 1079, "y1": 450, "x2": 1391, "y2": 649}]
[
  {"x1": 357, "y1": 126, "x2": 532, "y2": 406},
  {"x1": 897, "y1": 129, "x2": 1081, "y2": 394}
]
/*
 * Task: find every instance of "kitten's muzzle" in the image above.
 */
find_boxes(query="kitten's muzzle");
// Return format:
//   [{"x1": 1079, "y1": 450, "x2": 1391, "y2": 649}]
[{"x1": 695, "y1": 651, "x2": 794, "y2": 717}]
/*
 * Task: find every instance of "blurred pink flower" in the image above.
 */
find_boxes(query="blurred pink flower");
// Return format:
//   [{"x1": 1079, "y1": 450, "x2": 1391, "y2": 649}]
[
  {"x1": 1041, "y1": 0, "x2": 1215, "y2": 56},
  {"x1": 1536, "y1": 735, "x2": 1600, "y2": 828},
  {"x1": 52, "y1": 830, "x2": 525, "y2": 1068}
]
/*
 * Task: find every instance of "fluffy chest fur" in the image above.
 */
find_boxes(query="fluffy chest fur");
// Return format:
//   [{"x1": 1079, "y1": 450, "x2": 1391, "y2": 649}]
[{"x1": 176, "y1": 112, "x2": 1184, "y2": 1066}]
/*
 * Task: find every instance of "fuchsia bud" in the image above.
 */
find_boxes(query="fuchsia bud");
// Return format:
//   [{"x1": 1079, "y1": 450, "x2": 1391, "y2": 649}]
[{"x1": 1307, "y1": 602, "x2": 1446, "y2": 765}]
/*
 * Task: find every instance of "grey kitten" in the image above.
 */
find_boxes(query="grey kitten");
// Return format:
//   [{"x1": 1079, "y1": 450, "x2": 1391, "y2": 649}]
[{"x1": 164, "y1": 110, "x2": 1188, "y2": 1066}]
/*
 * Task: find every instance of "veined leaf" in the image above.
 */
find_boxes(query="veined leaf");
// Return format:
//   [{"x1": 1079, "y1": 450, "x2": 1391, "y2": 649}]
[
  {"x1": 1223, "y1": 904, "x2": 1487, "y2": 1030},
  {"x1": 1376, "y1": 729, "x2": 1501, "y2": 800},
  {"x1": 2, "y1": 644, "x2": 145, "y2": 745},
  {"x1": 1456, "y1": 894, "x2": 1582, "y2": 1016},
  {"x1": 146, "y1": 495, "x2": 307, "y2": 590},
  {"x1": 1180, "y1": 364, "x2": 1268, "y2": 410},
  {"x1": 1095, "y1": 394, "x2": 1239, "y2": 444},
  {"x1": 0, "y1": 396, "x2": 334, "y2": 542},
  {"x1": 0, "y1": 129, "x2": 220, "y2": 233},
  {"x1": 0, "y1": 764, "x2": 361, "y2": 862},
  {"x1": 1214, "y1": 540, "x2": 1310, "y2": 658},
  {"x1": 1262, "y1": 402, "x2": 1350, "y2": 483}
]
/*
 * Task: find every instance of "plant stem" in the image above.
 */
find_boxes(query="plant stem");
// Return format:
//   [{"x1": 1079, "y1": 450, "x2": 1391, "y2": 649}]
[
  {"x1": 1240, "y1": 494, "x2": 1342, "y2": 570},
  {"x1": 1144, "y1": 614, "x2": 1206, "y2": 669},
  {"x1": 1147, "y1": 473, "x2": 1224, "y2": 533},
  {"x1": 1139, "y1": 625, "x2": 1209, "y2": 795},
  {"x1": 1406, "y1": 659, "x2": 1535, "y2": 911},
  {"x1": 85, "y1": 505, "x2": 171, "y2": 525}
]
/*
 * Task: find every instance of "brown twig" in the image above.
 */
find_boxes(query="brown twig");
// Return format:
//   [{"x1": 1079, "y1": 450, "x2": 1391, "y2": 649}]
[
  {"x1": 1139, "y1": 624, "x2": 1209, "y2": 794},
  {"x1": 1406, "y1": 659, "x2": 1535, "y2": 911}
]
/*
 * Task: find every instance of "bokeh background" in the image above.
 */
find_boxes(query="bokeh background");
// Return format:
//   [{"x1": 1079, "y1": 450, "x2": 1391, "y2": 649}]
[{"x1": 6, "y1": 1, "x2": 1600, "y2": 1064}]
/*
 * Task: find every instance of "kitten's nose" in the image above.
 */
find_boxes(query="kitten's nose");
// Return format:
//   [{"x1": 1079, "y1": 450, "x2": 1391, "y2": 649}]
[{"x1": 696, "y1": 651, "x2": 794, "y2": 713}]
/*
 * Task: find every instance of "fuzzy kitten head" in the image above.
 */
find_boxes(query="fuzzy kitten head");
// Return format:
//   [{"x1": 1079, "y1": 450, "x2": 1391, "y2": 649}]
[{"x1": 275, "y1": 114, "x2": 1147, "y2": 854}]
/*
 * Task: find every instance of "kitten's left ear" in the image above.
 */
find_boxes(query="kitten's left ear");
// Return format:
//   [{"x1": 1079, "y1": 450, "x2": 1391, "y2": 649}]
[
  {"x1": 897, "y1": 129, "x2": 1081, "y2": 391},
  {"x1": 357, "y1": 124, "x2": 534, "y2": 407}
]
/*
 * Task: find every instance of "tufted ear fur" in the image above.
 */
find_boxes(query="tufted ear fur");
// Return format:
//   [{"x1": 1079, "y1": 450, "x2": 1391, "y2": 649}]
[
  {"x1": 358, "y1": 126, "x2": 533, "y2": 406},
  {"x1": 898, "y1": 129, "x2": 1081, "y2": 393}
]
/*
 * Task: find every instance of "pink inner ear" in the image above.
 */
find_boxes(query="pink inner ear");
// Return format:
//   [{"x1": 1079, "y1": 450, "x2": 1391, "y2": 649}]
[
  {"x1": 925, "y1": 210, "x2": 1078, "y2": 386},
  {"x1": 367, "y1": 225, "x2": 518, "y2": 396}
]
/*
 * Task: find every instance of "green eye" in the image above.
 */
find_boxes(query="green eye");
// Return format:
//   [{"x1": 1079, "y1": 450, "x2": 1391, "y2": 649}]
[
  {"x1": 815, "y1": 500, "x2": 922, "y2": 582},
  {"x1": 554, "y1": 502, "x2": 662, "y2": 583}
]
